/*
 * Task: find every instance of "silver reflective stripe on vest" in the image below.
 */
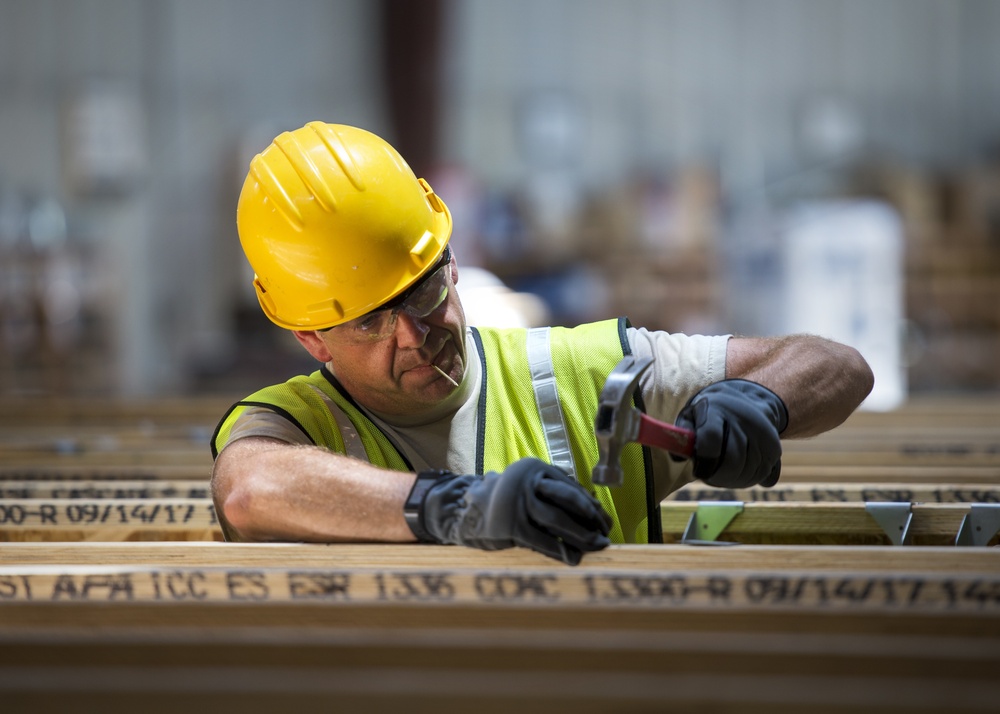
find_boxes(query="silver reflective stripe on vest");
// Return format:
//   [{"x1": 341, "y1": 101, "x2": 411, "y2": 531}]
[
  {"x1": 526, "y1": 327, "x2": 575, "y2": 478},
  {"x1": 308, "y1": 385, "x2": 367, "y2": 461}
]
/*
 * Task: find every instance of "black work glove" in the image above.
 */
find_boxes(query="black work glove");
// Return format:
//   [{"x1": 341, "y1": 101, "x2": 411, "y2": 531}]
[
  {"x1": 413, "y1": 458, "x2": 613, "y2": 565},
  {"x1": 674, "y1": 379, "x2": 789, "y2": 489}
]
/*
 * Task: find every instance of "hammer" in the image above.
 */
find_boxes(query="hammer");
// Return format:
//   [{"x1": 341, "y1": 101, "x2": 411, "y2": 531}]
[{"x1": 592, "y1": 355, "x2": 696, "y2": 487}]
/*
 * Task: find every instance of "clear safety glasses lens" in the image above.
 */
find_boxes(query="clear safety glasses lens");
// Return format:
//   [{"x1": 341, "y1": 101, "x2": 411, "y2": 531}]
[{"x1": 334, "y1": 263, "x2": 450, "y2": 342}]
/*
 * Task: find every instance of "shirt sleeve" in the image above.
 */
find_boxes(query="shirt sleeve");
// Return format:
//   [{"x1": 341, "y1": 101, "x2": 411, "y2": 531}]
[
  {"x1": 224, "y1": 406, "x2": 315, "y2": 448},
  {"x1": 626, "y1": 326, "x2": 731, "y2": 499}
]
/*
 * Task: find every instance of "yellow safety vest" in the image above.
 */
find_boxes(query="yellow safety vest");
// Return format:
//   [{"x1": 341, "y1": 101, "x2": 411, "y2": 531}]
[{"x1": 212, "y1": 317, "x2": 659, "y2": 543}]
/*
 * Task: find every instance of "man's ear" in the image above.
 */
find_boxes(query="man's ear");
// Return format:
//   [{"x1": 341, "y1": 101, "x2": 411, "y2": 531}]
[
  {"x1": 449, "y1": 253, "x2": 458, "y2": 285},
  {"x1": 292, "y1": 330, "x2": 334, "y2": 363}
]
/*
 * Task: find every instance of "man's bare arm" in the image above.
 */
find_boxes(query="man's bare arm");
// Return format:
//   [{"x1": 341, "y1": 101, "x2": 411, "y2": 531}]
[
  {"x1": 211, "y1": 436, "x2": 417, "y2": 542},
  {"x1": 725, "y1": 334, "x2": 874, "y2": 439},
  {"x1": 210, "y1": 437, "x2": 612, "y2": 563}
]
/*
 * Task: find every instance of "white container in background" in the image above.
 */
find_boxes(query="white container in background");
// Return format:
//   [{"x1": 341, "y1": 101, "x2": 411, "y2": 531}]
[{"x1": 780, "y1": 200, "x2": 906, "y2": 411}]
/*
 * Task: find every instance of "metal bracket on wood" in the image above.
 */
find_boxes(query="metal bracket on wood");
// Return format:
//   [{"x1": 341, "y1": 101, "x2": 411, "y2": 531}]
[
  {"x1": 865, "y1": 502, "x2": 913, "y2": 546},
  {"x1": 955, "y1": 504, "x2": 1000, "y2": 547},
  {"x1": 681, "y1": 501, "x2": 744, "y2": 545}
]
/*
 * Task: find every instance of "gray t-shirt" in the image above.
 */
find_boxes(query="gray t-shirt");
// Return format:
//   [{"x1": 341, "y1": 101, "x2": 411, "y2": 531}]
[{"x1": 224, "y1": 326, "x2": 729, "y2": 500}]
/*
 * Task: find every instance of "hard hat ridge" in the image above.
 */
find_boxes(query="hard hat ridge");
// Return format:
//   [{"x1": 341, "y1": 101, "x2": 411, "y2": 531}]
[{"x1": 236, "y1": 122, "x2": 452, "y2": 331}]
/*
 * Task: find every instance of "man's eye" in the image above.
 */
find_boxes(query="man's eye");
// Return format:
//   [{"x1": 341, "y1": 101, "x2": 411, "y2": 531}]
[{"x1": 356, "y1": 315, "x2": 381, "y2": 332}]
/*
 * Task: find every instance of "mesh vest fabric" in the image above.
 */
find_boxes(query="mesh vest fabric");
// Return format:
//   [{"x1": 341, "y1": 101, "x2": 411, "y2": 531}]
[
  {"x1": 211, "y1": 317, "x2": 656, "y2": 544},
  {"x1": 473, "y1": 319, "x2": 653, "y2": 544},
  {"x1": 211, "y1": 373, "x2": 410, "y2": 471}
]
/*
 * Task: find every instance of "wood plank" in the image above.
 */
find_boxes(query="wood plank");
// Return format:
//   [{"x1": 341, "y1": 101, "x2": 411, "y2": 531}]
[
  {"x1": 0, "y1": 498, "x2": 217, "y2": 529},
  {"x1": 0, "y1": 480, "x2": 212, "y2": 499},
  {"x1": 2, "y1": 542, "x2": 998, "y2": 636},
  {"x1": 0, "y1": 425, "x2": 213, "y2": 449},
  {"x1": 2, "y1": 541, "x2": 996, "y2": 574},
  {"x1": 0, "y1": 450, "x2": 212, "y2": 467},
  {"x1": 2, "y1": 562, "x2": 998, "y2": 618},
  {"x1": 3, "y1": 498, "x2": 998, "y2": 545},
  {"x1": 670, "y1": 481, "x2": 1000, "y2": 503},
  {"x1": 0, "y1": 395, "x2": 235, "y2": 426},
  {"x1": 0, "y1": 629, "x2": 997, "y2": 714},
  {"x1": 770, "y1": 464, "x2": 1000, "y2": 483},
  {"x1": 0, "y1": 465, "x2": 211, "y2": 481},
  {"x1": 783, "y1": 427, "x2": 1000, "y2": 447},
  {"x1": 1, "y1": 547, "x2": 997, "y2": 674},
  {"x1": 780, "y1": 452, "x2": 1000, "y2": 468},
  {"x1": 834, "y1": 395, "x2": 1000, "y2": 428},
  {"x1": 0, "y1": 498, "x2": 221, "y2": 542},
  {"x1": 1, "y1": 394, "x2": 997, "y2": 713},
  {"x1": 659, "y1": 501, "x2": 999, "y2": 545}
]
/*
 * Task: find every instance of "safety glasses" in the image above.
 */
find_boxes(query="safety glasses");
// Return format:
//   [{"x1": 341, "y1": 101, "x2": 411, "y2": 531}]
[{"x1": 324, "y1": 247, "x2": 452, "y2": 343}]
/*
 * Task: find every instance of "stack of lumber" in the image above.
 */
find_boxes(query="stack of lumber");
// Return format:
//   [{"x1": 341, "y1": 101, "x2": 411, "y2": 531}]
[
  {"x1": 0, "y1": 393, "x2": 998, "y2": 713},
  {"x1": 0, "y1": 395, "x2": 222, "y2": 542},
  {"x1": 668, "y1": 394, "x2": 1000, "y2": 547}
]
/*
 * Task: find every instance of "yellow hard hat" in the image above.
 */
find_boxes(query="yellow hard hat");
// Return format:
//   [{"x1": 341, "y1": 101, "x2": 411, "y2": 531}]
[{"x1": 236, "y1": 122, "x2": 453, "y2": 330}]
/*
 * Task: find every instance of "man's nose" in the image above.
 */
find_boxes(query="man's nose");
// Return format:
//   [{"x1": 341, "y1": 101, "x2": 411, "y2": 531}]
[{"x1": 393, "y1": 311, "x2": 431, "y2": 347}]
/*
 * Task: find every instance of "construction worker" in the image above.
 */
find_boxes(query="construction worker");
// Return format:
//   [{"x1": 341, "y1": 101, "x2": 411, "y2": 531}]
[{"x1": 211, "y1": 122, "x2": 874, "y2": 565}]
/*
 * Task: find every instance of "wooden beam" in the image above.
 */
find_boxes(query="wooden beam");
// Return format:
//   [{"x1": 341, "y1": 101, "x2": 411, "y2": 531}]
[
  {"x1": 1, "y1": 394, "x2": 997, "y2": 713},
  {"x1": 3, "y1": 498, "x2": 998, "y2": 545},
  {"x1": 0, "y1": 480, "x2": 212, "y2": 499},
  {"x1": 0, "y1": 498, "x2": 221, "y2": 542},
  {"x1": 0, "y1": 628, "x2": 997, "y2": 714},
  {"x1": 0, "y1": 465, "x2": 210, "y2": 481},
  {"x1": 1, "y1": 561, "x2": 998, "y2": 619},
  {"x1": 0, "y1": 451, "x2": 211, "y2": 467},
  {"x1": 660, "y1": 501, "x2": 999, "y2": 545},
  {"x1": 670, "y1": 481, "x2": 1000, "y2": 503},
  {"x1": 0, "y1": 498, "x2": 217, "y2": 529},
  {"x1": 767, "y1": 464, "x2": 1000, "y2": 483},
  {"x1": 2, "y1": 541, "x2": 996, "y2": 574},
  {"x1": 781, "y1": 450, "x2": 1000, "y2": 467},
  {"x1": 0, "y1": 395, "x2": 234, "y2": 426},
  {"x1": 1, "y1": 546, "x2": 998, "y2": 651}
]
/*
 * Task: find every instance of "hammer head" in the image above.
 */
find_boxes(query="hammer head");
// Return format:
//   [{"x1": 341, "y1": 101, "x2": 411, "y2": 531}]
[{"x1": 592, "y1": 355, "x2": 653, "y2": 487}]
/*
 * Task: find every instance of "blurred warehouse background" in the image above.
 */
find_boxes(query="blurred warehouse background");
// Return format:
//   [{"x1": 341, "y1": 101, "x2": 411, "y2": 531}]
[{"x1": 1, "y1": 0, "x2": 999, "y2": 406}]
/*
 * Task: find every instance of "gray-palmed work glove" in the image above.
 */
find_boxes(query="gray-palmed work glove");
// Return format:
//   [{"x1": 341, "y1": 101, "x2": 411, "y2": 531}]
[
  {"x1": 409, "y1": 458, "x2": 613, "y2": 565},
  {"x1": 674, "y1": 379, "x2": 789, "y2": 489}
]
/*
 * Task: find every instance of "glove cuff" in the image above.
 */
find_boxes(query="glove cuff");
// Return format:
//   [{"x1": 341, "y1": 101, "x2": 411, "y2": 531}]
[
  {"x1": 403, "y1": 469, "x2": 452, "y2": 543},
  {"x1": 689, "y1": 378, "x2": 790, "y2": 434}
]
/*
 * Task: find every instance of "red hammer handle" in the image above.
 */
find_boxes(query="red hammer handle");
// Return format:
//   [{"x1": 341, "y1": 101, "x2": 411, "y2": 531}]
[{"x1": 637, "y1": 413, "x2": 696, "y2": 459}]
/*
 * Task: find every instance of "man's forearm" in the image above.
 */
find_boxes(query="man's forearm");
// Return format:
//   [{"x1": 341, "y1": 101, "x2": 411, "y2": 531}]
[
  {"x1": 725, "y1": 334, "x2": 874, "y2": 439},
  {"x1": 212, "y1": 437, "x2": 417, "y2": 542}
]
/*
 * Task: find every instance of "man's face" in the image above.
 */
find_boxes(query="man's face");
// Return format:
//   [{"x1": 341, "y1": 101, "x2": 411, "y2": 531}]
[{"x1": 295, "y1": 256, "x2": 468, "y2": 416}]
